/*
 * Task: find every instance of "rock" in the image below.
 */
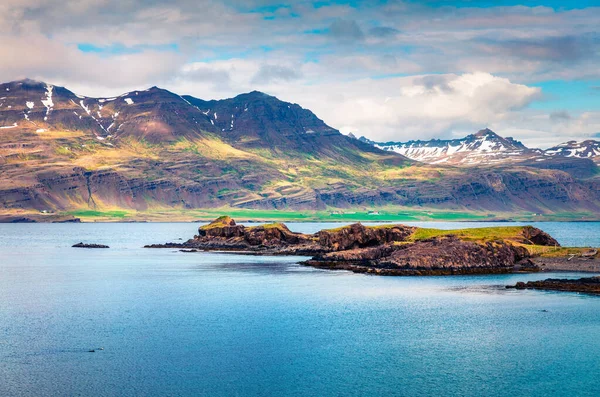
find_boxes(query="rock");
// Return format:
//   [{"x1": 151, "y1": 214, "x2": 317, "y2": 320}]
[
  {"x1": 72, "y1": 242, "x2": 109, "y2": 248},
  {"x1": 317, "y1": 223, "x2": 415, "y2": 251},
  {"x1": 521, "y1": 226, "x2": 560, "y2": 246},
  {"x1": 508, "y1": 276, "x2": 600, "y2": 294},
  {"x1": 198, "y1": 216, "x2": 245, "y2": 238},
  {"x1": 304, "y1": 236, "x2": 530, "y2": 276}
]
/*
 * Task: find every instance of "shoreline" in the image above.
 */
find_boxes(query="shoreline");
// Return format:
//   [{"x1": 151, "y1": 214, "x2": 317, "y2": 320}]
[{"x1": 3, "y1": 215, "x2": 600, "y2": 224}]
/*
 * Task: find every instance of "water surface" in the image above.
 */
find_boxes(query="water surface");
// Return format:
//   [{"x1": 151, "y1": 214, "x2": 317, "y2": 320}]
[{"x1": 1, "y1": 222, "x2": 599, "y2": 396}]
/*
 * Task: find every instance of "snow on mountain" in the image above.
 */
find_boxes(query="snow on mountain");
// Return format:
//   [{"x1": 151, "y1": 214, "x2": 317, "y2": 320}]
[
  {"x1": 545, "y1": 140, "x2": 600, "y2": 160},
  {"x1": 361, "y1": 129, "x2": 538, "y2": 165},
  {"x1": 361, "y1": 129, "x2": 600, "y2": 165}
]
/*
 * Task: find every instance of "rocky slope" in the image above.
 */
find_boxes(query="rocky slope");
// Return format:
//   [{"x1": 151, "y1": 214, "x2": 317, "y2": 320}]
[
  {"x1": 1, "y1": 78, "x2": 600, "y2": 218},
  {"x1": 146, "y1": 217, "x2": 564, "y2": 276}
]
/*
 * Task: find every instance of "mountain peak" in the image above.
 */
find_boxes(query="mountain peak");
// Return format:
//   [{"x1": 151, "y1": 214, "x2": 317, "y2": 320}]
[
  {"x1": 234, "y1": 90, "x2": 274, "y2": 101},
  {"x1": 11, "y1": 78, "x2": 45, "y2": 85},
  {"x1": 473, "y1": 128, "x2": 498, "y2": 138}
]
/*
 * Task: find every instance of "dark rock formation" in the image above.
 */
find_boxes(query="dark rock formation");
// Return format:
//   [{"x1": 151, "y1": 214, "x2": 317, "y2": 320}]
[
  {"x1": 521, "y1": 226, "x2": 560, "y2": 247},
  {"x1": 304, "y1": 236, "x2": 531, "y2": 276},
  {"x1": 144, "y1": 217, "x2": 569, "y2": 276},
  {"x1": 316, "y1": 223, "x2": 416, "y2": 251},
  {"x1": 508, "y1": 277, "x2": 600, "y2": 294},
  {"x1": 72, "y1": 242, "x2": 109, "y2": 248}
]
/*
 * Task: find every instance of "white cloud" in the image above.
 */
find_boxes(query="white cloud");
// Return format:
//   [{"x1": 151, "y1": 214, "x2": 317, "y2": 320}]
[
  {"x1": 0, "y1": 1, "x2": 598, "y2": 148},
  {"x1": 263, "y1": 72, "x2": 541, "y2": 142}
]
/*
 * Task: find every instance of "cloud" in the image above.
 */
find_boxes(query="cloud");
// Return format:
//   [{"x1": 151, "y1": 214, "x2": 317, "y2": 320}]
[
  {"x1": 327, "y1": 19, "x2": 364, "y2": 41},
  {"x1": 251, "y1": 64, "x2": 302, "y2": 84},
  {"x1": 413, "y1": 75, "x2": 455, "y2": 94},
  {"x1": 482, "y1": 35, "x2": 597, "y2": 62},
  {"x1": 369, "y1": 26, "x2": 399, "y2": 38},
  {"x1": 550, "y1": 110, "x2": 571, "y2": 121},
  {"x1": 264, "y1": 72, "x2": 541, "y2": 142},
  {"x1": 0, "y1": 0, "x2": 599, "y2": 146},
  {"x1": 0, "y1": 32, "x2": 186, "y2": 96}
]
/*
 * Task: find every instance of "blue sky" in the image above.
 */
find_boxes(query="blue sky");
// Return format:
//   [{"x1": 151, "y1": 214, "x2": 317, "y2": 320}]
[{"x1": 1, "y1": 0, "x2": 599, "y2": 146}]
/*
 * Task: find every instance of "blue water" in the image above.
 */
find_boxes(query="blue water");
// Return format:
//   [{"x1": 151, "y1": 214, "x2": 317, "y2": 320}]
[{"x1": 1, "y1": 222, "x2": 600, "y2": 396}]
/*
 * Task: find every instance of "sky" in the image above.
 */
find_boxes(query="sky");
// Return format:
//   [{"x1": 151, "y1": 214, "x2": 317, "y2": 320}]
[{"x1": 1, "y1": 0, "x2": 599, "y2": 147}]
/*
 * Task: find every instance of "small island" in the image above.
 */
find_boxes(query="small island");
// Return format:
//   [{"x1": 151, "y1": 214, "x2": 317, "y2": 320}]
[{"x1": 146, "y1": 216, "x2": 599, "y2": 277}]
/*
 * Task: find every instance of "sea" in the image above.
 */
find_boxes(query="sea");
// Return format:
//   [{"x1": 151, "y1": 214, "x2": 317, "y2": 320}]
[{"x1": 1, "y1": 221, "x2": 600, "y2": 396}]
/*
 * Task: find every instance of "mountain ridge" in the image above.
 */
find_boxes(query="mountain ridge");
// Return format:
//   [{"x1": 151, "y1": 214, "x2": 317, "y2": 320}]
[{"x1": 359, "y1": 129, "x2": 600, "y2": 165}]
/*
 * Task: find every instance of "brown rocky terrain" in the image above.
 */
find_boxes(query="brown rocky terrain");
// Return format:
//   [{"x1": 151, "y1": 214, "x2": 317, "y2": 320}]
[{"x1": 146, "y1": 217, "x2": 570, "y2": 276}]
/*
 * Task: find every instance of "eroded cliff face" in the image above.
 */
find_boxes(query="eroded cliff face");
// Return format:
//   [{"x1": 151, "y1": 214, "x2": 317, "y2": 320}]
[{"x1": 147, "y1": 217, "x2": 563, "y2": 276}]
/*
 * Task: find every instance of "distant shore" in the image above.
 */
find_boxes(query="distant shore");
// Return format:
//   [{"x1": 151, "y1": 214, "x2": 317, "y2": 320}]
[{"x1": 2, "y1": 208, "x2": 599, "y2": 223}]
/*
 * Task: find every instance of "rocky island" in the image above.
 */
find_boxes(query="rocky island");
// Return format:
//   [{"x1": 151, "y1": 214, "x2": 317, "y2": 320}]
[{"x1": 144, "y1": 216, "x2": 600, "y2": 276}]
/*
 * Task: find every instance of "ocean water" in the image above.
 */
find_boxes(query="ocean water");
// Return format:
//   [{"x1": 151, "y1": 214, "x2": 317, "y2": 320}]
[{"x1": 1, "y1": 222, "x2": 600, "y2": 396}]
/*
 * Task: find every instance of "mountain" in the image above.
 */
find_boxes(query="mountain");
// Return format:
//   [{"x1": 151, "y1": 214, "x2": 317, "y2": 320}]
[
  {"x1": 360, "y1": 128, "x2": 542, "y2": 165},
  {"x1": 1, "y1": 79, "x2": 600, "y2": 220},
  {"x1": 361, "y1": 129, "x2": 600, "y2": 166},
  {"x1": 545, "y1": 140, "x2": 600, "y2": 162}
]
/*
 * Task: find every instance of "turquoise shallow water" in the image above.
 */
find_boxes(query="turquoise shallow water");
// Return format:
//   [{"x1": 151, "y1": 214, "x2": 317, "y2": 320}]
[{"x1": 1, "y1": 222, "x2": 600, "y2": 396}]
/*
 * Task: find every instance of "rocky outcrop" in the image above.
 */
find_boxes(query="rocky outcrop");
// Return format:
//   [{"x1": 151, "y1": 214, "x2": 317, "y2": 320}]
[
  {"x1": 72, "y1": 242, "x2": 109, "y2": 248},
  {"x1": 144, "y1": 217, "x2": 571, "y2": 276},
  {"x1": 316, "y1": 223, "x2": 416, "y2": 251},
  {"x1": 304, "y1": 236, "x2": 531, "y2": 276},
  {"x1": 158, "y1": 216, "x2": 321, "y2": 253},
  {"x1": 508, "y1": 277, "x2": 600, "y2": 294},
  {"x1": 521, "y1": 226, "x2": 560, "y2": 246}
]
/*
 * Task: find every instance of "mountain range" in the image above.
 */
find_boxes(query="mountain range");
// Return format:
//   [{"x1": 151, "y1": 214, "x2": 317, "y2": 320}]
[
  {"x1": 359, "y1": 129, "x2": 600, "y2": 166},
  {"x1": 1, "y1": 79, "x2": 599, "y2": 221}
]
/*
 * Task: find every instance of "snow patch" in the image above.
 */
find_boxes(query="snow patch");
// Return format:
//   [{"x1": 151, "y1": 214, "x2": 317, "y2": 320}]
[
  {"x1": 26, "y1": 102, "x2": 34, "y2": 109},
  {"x1": 41, "y1": 84, "x2": 54, "y2": 117},
  {"x1": 124, "y1": 98, "x2": 134, "y2": 105},
  {"x1": 0, "y1": 123, "x2": 17, "y2": 129},
  {"x1": 80, "y1": 100, "x2": 91, "y2": 115}
]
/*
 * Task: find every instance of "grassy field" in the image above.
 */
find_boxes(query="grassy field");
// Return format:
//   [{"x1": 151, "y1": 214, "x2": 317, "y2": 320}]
[
  {"x1": 54, "y1": 207, "x2": 600, "y2": 223},
  {"x1": 62, "y1": 207, "x2": 495, "y2": 222}
]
